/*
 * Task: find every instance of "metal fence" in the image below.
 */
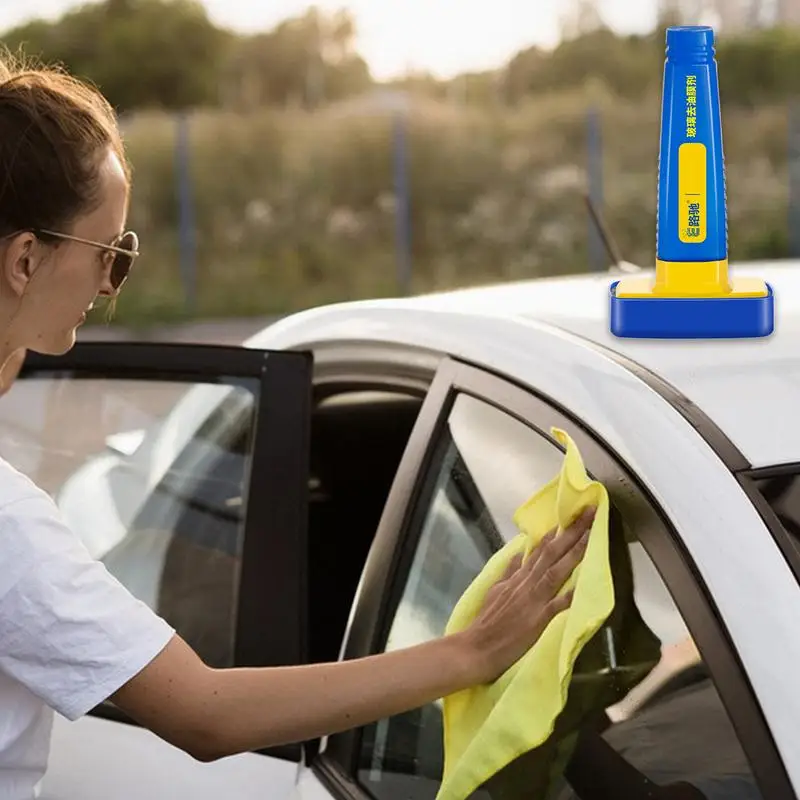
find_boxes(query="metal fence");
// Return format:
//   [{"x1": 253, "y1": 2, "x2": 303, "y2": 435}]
[{"x1": 144, "y1": 100, "x2": 800, "y2": 312}]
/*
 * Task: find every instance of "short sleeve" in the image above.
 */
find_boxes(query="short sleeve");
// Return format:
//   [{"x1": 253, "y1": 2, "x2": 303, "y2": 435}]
[{"x1": 0, "y1": 492, "x2": 176, "y2": 721}]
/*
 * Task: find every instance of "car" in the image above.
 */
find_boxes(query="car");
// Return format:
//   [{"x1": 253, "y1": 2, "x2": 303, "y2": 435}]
[{"x1": 2, "y1": 258, "x2": 799, "y2": 800}]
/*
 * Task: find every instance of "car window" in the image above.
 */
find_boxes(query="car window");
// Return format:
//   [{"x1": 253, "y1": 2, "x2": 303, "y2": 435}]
[
  {"x1": 751, "y1": 470, "x2": 800, "y2": 540},
  {"x1": 0, "y1": 375, "x2": 255, "y2": 669},
  {"x1": 356, "y1": 392, "x2": 760, "y2": 800}
]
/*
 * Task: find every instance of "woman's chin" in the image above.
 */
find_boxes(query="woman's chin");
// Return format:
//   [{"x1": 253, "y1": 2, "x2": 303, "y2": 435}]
[{"x1": 30, "y1": 330, "x2": 78, "y2": 357}]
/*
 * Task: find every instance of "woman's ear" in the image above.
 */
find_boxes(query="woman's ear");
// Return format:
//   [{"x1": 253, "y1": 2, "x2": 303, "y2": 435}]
[{"x1": 0, "y1": 233, "x2": 37, "y2": 297}]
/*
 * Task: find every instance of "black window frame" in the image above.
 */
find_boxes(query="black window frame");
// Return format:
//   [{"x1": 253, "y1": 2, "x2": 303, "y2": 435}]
[
  {"x1": 738, "y1": 463, "x2": 800, "y2": 583},
  {"x1": 312, "y1": 355, "x2": 794, "y2": 800},
  {"x1": 18, "y1": 341, "x2": 313, "y2": 763}
]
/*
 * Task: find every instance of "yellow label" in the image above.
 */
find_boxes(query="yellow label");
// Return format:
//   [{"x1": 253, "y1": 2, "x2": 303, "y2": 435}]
[{"x1": 678, "y1": 142, "x2": 706, "y2": 243}]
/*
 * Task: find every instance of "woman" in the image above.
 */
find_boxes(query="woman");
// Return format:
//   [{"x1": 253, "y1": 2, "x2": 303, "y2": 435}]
[
  {"x1": 0, "y1": 347, "x2": 25, "y2": 399},
  {"x1": 0, "y1": 55, "x2": 593, "y2": 795}
]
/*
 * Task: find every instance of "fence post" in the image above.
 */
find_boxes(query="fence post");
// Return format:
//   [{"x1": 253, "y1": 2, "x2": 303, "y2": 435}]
[
  {"x1": 175, "y1": 111, "x2": 197, "y2": 312},
  {"x1": 586, "y1": 105, "x2": 606, "y2": 271},
  {"x1": 789, "y1": 99, "x2": 800, "y2": 258},
  {"x1": 393, "y1": 109, "x2": 412, "y2": 295}
]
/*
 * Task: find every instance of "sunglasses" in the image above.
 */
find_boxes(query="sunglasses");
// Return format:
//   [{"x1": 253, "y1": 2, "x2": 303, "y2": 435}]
[{"x1": 35, "y1": 229, "x2": 140, "y2": 291}]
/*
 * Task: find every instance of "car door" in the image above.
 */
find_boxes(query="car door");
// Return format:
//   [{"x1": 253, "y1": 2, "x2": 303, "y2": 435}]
[
  {"x1": 293, "y1": 356, "x2": 793, "y2": 800},
  {"x1": 0, "y1": 341, "x2": 312, "y2": 800}
]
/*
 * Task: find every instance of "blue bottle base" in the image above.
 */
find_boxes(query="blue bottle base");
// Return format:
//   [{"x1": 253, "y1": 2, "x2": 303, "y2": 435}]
[{"x1": 609, "y1": 281, "x2": 775, "y2": 339}]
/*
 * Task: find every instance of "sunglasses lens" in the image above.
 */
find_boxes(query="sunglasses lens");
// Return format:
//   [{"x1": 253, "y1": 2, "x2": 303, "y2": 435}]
[{"x1": 111, "y1": 231, "x2": 138, "y2": 289}]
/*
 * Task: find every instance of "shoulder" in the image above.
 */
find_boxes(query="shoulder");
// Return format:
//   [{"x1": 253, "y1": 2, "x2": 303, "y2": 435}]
[
  {"x1": 0, "y1": 457, "x2": 89, "y2": 590},
  {"x1": 0, "y1": 455, "x2": 67, "y2": 526},
  {"x1": 0, "y1": 454, "x2": 52, "y2": 511},
  {"x1": 0, "y1": 457, "x2": 176, "y2": 722}
]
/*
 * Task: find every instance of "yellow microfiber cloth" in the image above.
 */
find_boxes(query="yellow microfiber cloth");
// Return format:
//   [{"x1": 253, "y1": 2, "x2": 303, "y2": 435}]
[{"x1": 436, "y1": 427, "x2": 615, "y2": 800}]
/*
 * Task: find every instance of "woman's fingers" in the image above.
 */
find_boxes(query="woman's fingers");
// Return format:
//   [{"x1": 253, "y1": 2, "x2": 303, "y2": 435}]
[
  {"x1": 482, "y1": 552, "x2": 524, "y2": 606},
  {"x1": 526, "y1": 506, "x2": 595, "y2": 583},
  {"x1": 540, "y1": 588, "x2": 574, "y2": 625},
  {"x1": 486, "y1": 505, "x2": 595, "y2": 613},
  {"x1": 521, "y1": 529, "x2": 556, "y2": 572},
  {"x1": 501, "y1": 552, "x2": 524, "y2": 581},
  {"x1": 530, "y1": 533, "x2": 589, "y2": 607},
  {"x1": 469, "y1": 505, "x2": 598, "y2": 682}
]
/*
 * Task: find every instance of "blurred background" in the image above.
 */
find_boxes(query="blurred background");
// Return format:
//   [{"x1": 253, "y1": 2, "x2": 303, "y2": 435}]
[{"x1": 2, "y1": 0, "x2": 800, "y2": 331}]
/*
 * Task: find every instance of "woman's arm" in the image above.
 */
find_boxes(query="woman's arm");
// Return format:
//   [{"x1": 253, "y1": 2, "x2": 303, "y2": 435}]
[{"x1": 111, "y1": 506, "x2": 594, "y2": 762}]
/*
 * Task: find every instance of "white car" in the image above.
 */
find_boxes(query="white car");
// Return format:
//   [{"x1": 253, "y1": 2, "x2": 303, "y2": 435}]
[{"x1": 1, "y1": 260, "x2": 798, "y2": 800}]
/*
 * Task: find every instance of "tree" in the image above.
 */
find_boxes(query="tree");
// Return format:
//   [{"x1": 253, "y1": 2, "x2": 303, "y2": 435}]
[
  {"x1": 504, "y1": 28, "x2": 660, "y2": 103},
  {"x1": 1, "y1": 0, "x2": 234, "y2": 111},
  {"x1": 559, "y1": 0, "x2": 606, "y2": 41},
  {"x1": 220, "y1": 7, "x2": 371, "y2": 111}
]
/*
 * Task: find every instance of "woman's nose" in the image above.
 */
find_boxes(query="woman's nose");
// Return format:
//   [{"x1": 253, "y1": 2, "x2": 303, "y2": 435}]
[{"x1": 97, "y1": 270, "x2": 118, "y2": 298}]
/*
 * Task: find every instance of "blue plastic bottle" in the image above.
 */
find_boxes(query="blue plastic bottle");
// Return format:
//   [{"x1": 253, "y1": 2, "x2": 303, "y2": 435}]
[
  {"x1": 658, "y1": 26, "x2": 726, "y2": 270},
  {"x1": 609, "y1": 25, "x2": 774, "y2": 339}
]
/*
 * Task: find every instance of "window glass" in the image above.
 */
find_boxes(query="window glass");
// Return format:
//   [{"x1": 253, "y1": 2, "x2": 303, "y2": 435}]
[
  {"x1": 751, "y1": 471, "x2": 800, "y2": 541},
  {"x1": 357, "y1": 393, "x2": 760, "y2": 800},
  {"x1": 0, "y1": 375, "x2": 256, "y2": 668}
]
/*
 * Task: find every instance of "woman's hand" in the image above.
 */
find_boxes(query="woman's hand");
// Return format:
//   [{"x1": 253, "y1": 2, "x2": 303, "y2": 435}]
[
  {"x1": 464, "y1": 506, "x2": 594, "y2": 684},
  {"x1": 111, "y1": 506, "x2": 595, "y2": 761}
]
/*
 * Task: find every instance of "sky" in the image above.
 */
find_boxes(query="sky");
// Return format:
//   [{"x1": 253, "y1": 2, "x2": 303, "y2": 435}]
[{"x1": 0, "y1": 0, "x2": 659, "y2": 80}]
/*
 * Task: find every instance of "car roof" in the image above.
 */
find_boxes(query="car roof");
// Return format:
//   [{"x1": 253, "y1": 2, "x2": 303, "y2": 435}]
[{"x1": 248, "y1": 258, "x2": 798, "y2": 469}]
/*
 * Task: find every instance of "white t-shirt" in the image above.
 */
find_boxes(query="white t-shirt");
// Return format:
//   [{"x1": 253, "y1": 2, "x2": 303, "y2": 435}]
[{"x1": 0, "y1": 457, "x2": 175, "y2": 799}]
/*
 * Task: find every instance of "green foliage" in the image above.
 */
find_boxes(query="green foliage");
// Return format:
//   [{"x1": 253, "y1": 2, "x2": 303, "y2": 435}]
[
  {"x1": 0, "y1": 1, "x2": 369, "y2": 112},
  {"x1": 501, "y1": 25, "x2": 800, "y2": 110},
  {"x1": 1, "y1": 3, "x2": 799, "y2": 325},
  {"x1": 6, "y1": 2, "x2": 800, "y2": 112},
  {"x1": 2, "y1": 0, "x2": 232, "y2": 110},
  {"x1": 100, "y1": 93, "x2": 792, "y2": 325},
  {"x1": 717, "y1": 27, "x2": 800, "y2": 107},
  {"x1": 219, "y1": 7, "x2": 371, "y2": 110},
  {"x1": 506, "y1": 29, "x2": 662, "y2": 103}
]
